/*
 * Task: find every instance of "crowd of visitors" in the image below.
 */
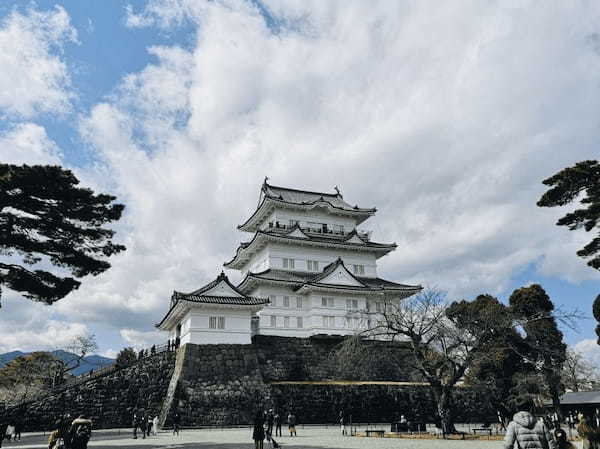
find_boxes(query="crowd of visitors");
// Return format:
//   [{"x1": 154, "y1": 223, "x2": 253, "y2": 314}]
[
  {"x1": 5, "y1": 397, "x2": 600, "y2": 448},
  {"x1": 252, "y1": 409, "x2": 298, "y2": 448}
]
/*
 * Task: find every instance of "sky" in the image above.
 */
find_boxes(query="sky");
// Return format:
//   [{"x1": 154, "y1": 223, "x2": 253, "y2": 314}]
[{"x1": 0, "y1": 0, "x2": 599, "y2": 361}]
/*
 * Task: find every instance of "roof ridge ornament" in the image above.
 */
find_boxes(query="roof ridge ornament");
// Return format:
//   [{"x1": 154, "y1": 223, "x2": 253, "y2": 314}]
[{"x1": 334, "y1": 185, "x2": 342, "y2": 198}]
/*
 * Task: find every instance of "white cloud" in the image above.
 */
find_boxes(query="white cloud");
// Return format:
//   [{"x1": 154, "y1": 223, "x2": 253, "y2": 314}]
[
  {"x1": 0, "y1": 5, "x2": 77, "y2": 118},
  {"x1": 120, "y1": 328, "x2": 164, "y2": 349},
  {"x1": 0, "y1": 318, "x2": 89, "y2": 353},
  {"x1": 0, "y1": 123, "x2": 63, "y2": 165},
  {"x1": 4, "y1": 0, "x2": 600, "y2": 352},
  {"x1": 573, "y1": 339, "x2": 600, "y2": 367}
]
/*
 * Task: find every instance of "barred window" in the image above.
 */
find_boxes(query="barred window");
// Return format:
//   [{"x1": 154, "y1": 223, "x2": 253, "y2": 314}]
[{"x1": 209, "y1": 316, "x2": 225, "y2": 329}]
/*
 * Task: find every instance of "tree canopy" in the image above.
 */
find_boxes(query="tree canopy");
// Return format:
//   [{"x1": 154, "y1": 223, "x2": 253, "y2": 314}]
[
  {"x1": 353, "y1": 285, "x2": 568, "y2": 431},
  {"x1": 115, "y1": 347, "x2": 137, "y2": 369},
  {"x1": 0, "y1": 164, "x2": 125, "y2": 306},
  {"x1": 537, "y1": 159, "x2": 600, "y2": 270}
]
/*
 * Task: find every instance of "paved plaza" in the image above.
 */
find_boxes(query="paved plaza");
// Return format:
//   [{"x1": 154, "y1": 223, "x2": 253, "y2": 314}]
[{"x1": 3, "y1": 427, "x2": 508, "y2": 449}]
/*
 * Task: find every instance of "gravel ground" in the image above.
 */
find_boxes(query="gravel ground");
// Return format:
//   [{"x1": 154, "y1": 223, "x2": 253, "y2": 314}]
[{"x1": 1, "y1": 426, "x2": 507, "y2": 449}]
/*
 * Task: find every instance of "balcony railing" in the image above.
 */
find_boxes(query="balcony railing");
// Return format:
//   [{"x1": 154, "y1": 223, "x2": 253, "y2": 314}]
[{"x1": 267, "y1": 222, "x2": 371, "y2": 241}]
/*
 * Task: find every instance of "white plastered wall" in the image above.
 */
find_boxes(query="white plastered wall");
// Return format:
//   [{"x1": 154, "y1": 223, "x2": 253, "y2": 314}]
[
  {"x1": 266, "y1": 243, "x2": 378, "y2": 277},
  {"x1": 177, "y1": 307, "x2": 255, "y2": 345}
]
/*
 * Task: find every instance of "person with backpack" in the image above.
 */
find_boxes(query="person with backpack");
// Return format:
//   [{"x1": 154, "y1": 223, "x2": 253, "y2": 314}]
[
  {"x1": 68, "y1": 416, "x2": 92, "y2": 449},
  {"x1": 503, "y1": 399, "x2": 556, "y2": 449}
]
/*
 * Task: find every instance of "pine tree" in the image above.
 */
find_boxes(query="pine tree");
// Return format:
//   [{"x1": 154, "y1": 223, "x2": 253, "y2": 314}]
[{"x1": 0, "y1": 164, "x2": 125, "y2": 306}]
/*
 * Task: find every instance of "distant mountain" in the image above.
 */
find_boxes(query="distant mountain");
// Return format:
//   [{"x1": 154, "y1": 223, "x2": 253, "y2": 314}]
[{"x1": 0, "y1": 350, "x2": 114, "y2": 376}]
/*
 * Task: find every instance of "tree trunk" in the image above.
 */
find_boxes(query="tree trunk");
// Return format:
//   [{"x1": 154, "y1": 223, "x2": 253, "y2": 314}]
[{"x1": 433, "y1": 386, "x2": 454, "y2": 435}]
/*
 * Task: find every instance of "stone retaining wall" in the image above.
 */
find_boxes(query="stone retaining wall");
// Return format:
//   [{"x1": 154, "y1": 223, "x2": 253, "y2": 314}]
[
  {"x1": 7, "y1": 336, "x2": 493, "y2": 429},
  {"x1": 8, "y1": 350, "x2": 176, "y2": 431}
]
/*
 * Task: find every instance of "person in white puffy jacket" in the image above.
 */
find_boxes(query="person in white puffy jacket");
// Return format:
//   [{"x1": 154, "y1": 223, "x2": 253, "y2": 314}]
[{"x1": 504, "y1": 399, "x2": 557, "y2": 449}]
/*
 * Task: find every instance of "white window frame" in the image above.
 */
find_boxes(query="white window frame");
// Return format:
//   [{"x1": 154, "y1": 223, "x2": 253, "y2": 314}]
[
  {"x1": 296, "y1": 297, "x2": 303, "y2": 309},
  {"x1": 283, "y1": 296, "x2": 290, "y2": 308},
  {"x1": 269, "y1": 295, "x2": 276, "y2": 306},
  {"x1": 284, "y1": 316, "x2": 290, "y2": 328},
  {"x1": 270, "y1": 315, "x2": 277, "y2": 327},
  {"x1": 297, "y1": 316, "x2": 303, "y2": 328},
  {"x1": 283, "y1": 258, "x2": 295, "y2": 269}
]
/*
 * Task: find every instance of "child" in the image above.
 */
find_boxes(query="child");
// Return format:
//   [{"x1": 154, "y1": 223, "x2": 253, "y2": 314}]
[{"x1": 554, "y1": 428, "x2": 575, "y2": 449}]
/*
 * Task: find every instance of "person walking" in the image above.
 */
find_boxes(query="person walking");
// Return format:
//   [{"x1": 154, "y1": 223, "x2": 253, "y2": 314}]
[
  {"x1": 266, "y1": 409, "x2": 274, "y2": 436},
  {"x1": 504, "y1": 399, "x2": 556, "y2": 449},
  {"x1": 274, "y1": 412, "x2": 282, "y2": 437},
  {"x1": 145, "y1": 414, "x2": 151, "y2": 438},
  {"x1": 576, "y1": 413, "x2": 598, "y2": 449},
  {"x1": 340, "y1": 411, "x2": 348, "y2": 436},
  {"x1": 68, "y1": 416, "x2": 92, "y2": 449},
  {"x1": 132, "y1": 411, "x2": 140, "y2": 439},
  {"x1": 139, "y1": 412, "x2": 147, "y2": 439},
  {"x1": 252, "y1": 412, "x2": 265, "y2": 449},
  {"x1": 287, "y1": 412, "x2": 297, "y2": 437},
  {"x1": 152, "y1": 416, "x2": 159, "y2": 436},
  {"x1": 172, "y1": 412, "x2": 181, "y2": 436},
  {"x1": 13, "y1": 419, "x2": 21, "y2": 441},
  {"x1": 0, "y1": 419, "x2": 7, "y2": 449}
]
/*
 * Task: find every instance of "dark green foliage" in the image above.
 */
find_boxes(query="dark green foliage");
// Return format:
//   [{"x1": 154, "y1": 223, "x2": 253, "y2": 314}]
[
  {"x1": 0, "y1": 164, "x2": 125, "y2": 306},
  {"x1": 509, "y1": 284, "x2": 566, "y2": 414},
  {"x1": 115, "y1": 347, "x2": 137, "y2": 369},
  {"x1": 537, "y1": 160, "x2": 600, "y2": 270},
  {"x1": 593, "y1": 294, "x2": 600, "y2": 322}
]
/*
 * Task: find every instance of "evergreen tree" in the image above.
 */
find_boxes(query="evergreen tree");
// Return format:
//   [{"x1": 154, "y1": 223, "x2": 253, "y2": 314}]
[
  {"x1": 0, "y1": 164, "x2": 125, "y2": 306},
  {"x1": 115, "y1": 347, "x2": 137, "y2": 369},
  {"x1": 509, "y1": 284, "x2": 567, "y2": 416},
  {"x1": 537, "y1": 160, "x2": 600, "y2": 270}
]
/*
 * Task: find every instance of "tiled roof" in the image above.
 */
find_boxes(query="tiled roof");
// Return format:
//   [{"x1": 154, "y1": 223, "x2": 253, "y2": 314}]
[
  {"x1": 262, "y1": 182, "x2": 376, "y2": 213},
  {"x1": 224, "y1": 228, "x2": 396, "y2": 268},
  {"x1": 242, "y1": 267, "x2": 421, "y2": 291},
  {"x1": 263, "y1": 183, "x2": 367, "y2": 212},
  {"x1": 172, "y1": 292, "x2": 269, "y2": 306},
  {"x1": 556, "y1": 391, "x2": 600, "y2": 405},
  {"x1": 187, "y1": 271, "x2": 247, "y2": 296}
]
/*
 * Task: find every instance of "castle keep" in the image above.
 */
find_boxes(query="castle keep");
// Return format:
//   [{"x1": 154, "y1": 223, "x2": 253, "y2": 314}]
[{"x1": 157, "y1": 180, "x2": 422, "y2": 344}]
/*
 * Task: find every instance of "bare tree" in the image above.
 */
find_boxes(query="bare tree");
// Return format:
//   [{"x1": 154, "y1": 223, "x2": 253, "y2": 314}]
[
  {"x1": 362, "y1": 289, "x2": 500, "y2": 434},
  {"x1": 48, "y1": 334, "x2": 99, "y2": 388},
  {"x1": 562, "y1": 348, "x2": 600, "y2": 392},
  {"x1": 358, "y1": 288, "x2": 574, "y2": 433}
]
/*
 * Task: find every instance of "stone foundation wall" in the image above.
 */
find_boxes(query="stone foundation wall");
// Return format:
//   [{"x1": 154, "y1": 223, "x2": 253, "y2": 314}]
[
  {"x1": 269, "y1": 383, "x2": 496, "y2": 424},
  {"x1": 165, "y1": 343, "x2": 271, "y2": 426},
  {"x1": 253, "y1": 335, "x2": 417, "y2": 381},
  {"x1": 8, "y1": 350, "x2": 176, "y2": 431},
  {"x1": 8, "y1": 336, "x2": 493, "y2": 429}
]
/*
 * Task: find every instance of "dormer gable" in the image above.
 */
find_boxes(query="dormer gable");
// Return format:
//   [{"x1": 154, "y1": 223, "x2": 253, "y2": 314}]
[
  {"x1": 191, "y1": 272, "x2": 245, "y2": 297},
  {"x1": 311, "y1": 258, "x2": 367, "y2": 287},
  {"x1": 285, "y1": 225, "x2": 309, "y2": 239}
]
